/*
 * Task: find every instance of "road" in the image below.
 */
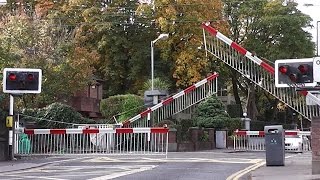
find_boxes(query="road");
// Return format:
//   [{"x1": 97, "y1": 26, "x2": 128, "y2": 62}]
[{"x1": 0, "y1": 151, "x2": 266, "y2": 180}]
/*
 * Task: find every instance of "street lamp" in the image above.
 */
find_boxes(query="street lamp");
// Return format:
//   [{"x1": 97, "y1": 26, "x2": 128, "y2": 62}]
[
  {"x1": 151, "y1": 33, "x2": 169, "y2": 90},
  {"x1": 317, "y1": 21, "x2": 320, "y2": 56},
  {"x1": 303, "y1": 3, "x2": 320, "y2": 56}
]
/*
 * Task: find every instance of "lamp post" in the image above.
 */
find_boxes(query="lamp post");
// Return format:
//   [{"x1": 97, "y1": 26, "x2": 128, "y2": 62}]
[
  {"x1": 151, "y1": 33, "x2": 169, "y2": 90},
  {"x1": 303, "y1": 3, "x2": 320, "y2": 56},
  {"x1": 242, "y1": 113, "x2": 251, "y2": 130},
  {"x1": 317, "y1": 21, "x2": 320, "y2": 56}
]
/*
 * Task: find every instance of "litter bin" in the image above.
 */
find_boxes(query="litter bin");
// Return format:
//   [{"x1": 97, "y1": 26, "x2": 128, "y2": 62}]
[
  {"x1": 18, "y1": 134, "x2": 31, "y2": 154},
  {"x1": 264, "y1": 125, "x2": 285, "y2": 166}
]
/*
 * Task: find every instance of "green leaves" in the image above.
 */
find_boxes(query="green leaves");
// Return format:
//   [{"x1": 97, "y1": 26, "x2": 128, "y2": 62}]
[
  {"x1": 100, "y1": 94, "x2": 144, "y2": 123},
  {"x1": 193, "y1": 95, "x2": 231, "y2": 129},
  {"x1": 21, "y1": 102, "x2": 96, "y2": 128},
  {"x1": 156, "y1": 0, "x2": 228, "y2": 88}
]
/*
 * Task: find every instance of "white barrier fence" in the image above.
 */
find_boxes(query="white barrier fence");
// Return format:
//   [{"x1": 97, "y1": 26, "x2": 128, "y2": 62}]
[
  {"x1": 233, "y1": 130, "x2": 311, "y2": 152},
  {"x1": 15, "y1": 127, "x2": 169, "y2": 157}
]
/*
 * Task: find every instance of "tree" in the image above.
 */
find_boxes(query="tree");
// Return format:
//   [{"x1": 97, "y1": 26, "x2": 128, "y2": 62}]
[
  {"x1": 193, "y1": 95, "x2": 230, "y2": 129},
  {"x1": 100, "y1": 94, "x2": 144, "y2": 123},
  {"x1": 155, "y1": 0, "x2": 229, "y2": 88},
  {"x1": 0, "y1": 7, "x2": 98, "y2": 108},
  {"x1": 63, "y1": 0, "x2": 162, "y2": 96},
  {"x1": 21, "y1": 102, "x2": 96, "y2": 128},
  {"x1": 223, "y1": 0, "x2": 314, "y2": 121}
]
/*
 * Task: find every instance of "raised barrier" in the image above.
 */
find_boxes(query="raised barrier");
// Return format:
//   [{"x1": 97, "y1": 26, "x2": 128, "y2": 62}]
[
  {"x1": 233, "y1": 130, "x2": 311, "y2": 152},
  {"x1": 15, "y1": 127, "x2": 169, "y2": 157}
]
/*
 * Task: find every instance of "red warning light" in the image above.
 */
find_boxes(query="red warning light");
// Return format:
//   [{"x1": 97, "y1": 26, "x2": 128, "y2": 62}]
[
  {"x1": 8, "y1": 73, "x2": 16, "y2": 81},
  {"x1": 298, "y1": 64, "x2": 308, "y2": 74},
  {"x1": 279, "y1": 66, "x2": 288, "y2": 74},
  {"x1": 27, "y1": 74, "x2": 34, "y2": 81}
]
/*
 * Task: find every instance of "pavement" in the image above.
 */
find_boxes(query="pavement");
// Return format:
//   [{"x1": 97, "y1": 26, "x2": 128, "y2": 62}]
[
  {"x1": 0, "y1": 155, "x2": 52, "y2": 173},
  {"x1": 1, "y1": 152, "x2": 320, "y2": 180},
  {"x1": 249, "y1": 152, "x2": 320, "y2": 180}
]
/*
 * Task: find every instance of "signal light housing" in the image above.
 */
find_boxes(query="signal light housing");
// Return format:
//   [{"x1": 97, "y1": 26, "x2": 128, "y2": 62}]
[
  {"x1": 3, "y1": 68, "x2": 42, "y2": 94},
  {"x1": 275, "y1": 59, "x2": 316, "y2": 88}
]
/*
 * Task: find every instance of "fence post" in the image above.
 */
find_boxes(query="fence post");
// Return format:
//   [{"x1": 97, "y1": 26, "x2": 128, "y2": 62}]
[
  {"x1": 190, "y1": 127, "x2": 199, "y2": 151},
  {"x1": 168, "y1": 128, "x2": 177, "y2": 152},
  {"x1": 207, "y1": 128, "x2": 215, "y2": 149}
]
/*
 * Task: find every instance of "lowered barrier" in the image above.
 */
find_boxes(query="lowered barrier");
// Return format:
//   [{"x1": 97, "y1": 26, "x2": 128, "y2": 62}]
[
  {"x1": 15, "y1": 127, "x2": 169, "y2": 157},
  {"x1": 233, "y1": 130, "x2": 311, "y2": 152}
]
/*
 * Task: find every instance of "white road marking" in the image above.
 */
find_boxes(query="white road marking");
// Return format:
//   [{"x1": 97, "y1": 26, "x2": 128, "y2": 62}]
[
  {"x1": 1, "y1": 164, "x2": 158, "y2": 180},
  {"x1": 4, "y1": 174, "x2": 66, "y2": 180},
  {"x1": 83, "y1": 157, "x2": 263, "y2": 164},
  {"x1": 88, "y1": 165, "x2": 157, "y2": 180}
]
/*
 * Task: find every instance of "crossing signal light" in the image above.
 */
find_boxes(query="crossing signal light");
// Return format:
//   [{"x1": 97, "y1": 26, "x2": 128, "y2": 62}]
[
  {"x1": 275, "y1": 59, "x2": 316, "y2": 88},
  {"x1": 3, "y1": 68, "x2": 42, "y2": 94},
  {"x1": 279, "y1": 65, "x2": 288, "y2": 74},
  {"x1": 8, "y1": 73, "x2": 17, "y2": 81},
  {"x1": 27, "y1": 73, "x2": 34, "y2": 81}
]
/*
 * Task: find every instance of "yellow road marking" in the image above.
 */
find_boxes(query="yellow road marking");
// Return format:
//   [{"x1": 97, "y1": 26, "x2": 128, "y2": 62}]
[{"x1": 226, "y1": 154, "x2": 298, "y2": 180}]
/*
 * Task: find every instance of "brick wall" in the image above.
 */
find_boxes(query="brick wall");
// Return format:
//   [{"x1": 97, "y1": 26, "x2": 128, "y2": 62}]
[
  {"x1": 168, "y1": 127, "x2": 216, "y2": 152},
  {"x1": 312, "y1": 116, "x2": 320, "y2": 174}
]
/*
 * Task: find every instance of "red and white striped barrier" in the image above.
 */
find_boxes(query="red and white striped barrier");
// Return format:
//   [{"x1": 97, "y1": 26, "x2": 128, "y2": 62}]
[
  {"x1": 122, "y1": 72, "x2": 219, "y2": 127},
  {"x1": 234, "y1": 130, "x2": 311, "y2": 136},
  {"x1": 201, "y1": 22, "x2": 320, "y2": 107},
  {"x1": 202, "y1": 23, "x2": 274, "y2": 75},
  {"x1": 16, "y1": 127, "x2": 169, "y2": 156},
  {"x1": 233, "y1": 130, "x2": 311, "y2": 152},
  {"x1": 20, "y1": 127, "x2": 169, "y2": 135}
]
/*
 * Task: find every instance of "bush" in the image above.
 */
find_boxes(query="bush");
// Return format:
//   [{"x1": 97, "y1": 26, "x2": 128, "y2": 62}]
[
  {"x1": 192, "y1": 96, "x2": 243, "y2": 133},
  {"x1": 225, "y1": 118, "x2": 242, "y2": 135},
  {"x1": 100, "y1": 94, "x2": 144, "y2": 122},
  {"x1": 174, "y1": 119, "x2": 193, "y2": 142},
  {"x1": 193, "y1": 95, "x2": 230, "y2": 129},
  {"x1": 21, "y1": 102, "x2": 95, "y2": 128}
]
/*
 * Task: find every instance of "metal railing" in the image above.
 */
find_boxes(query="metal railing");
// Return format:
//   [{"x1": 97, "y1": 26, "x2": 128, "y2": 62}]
[
  {"x1": 202, "y1": 24, "x2": 320, "y2": 120},
  {"x1": 125, "y1": 73, "x2": 219, "y2": 127},
  {"x1": 233, "y1": 130, "x2": 311, "y2": 152},
  {"x1": 15, "y1": 127, "x2": 169, "y2": 157}
]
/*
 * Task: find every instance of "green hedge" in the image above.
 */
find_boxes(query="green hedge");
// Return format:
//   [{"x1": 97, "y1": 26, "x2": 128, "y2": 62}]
[
  {"x1": 100, "y1": 94, "x2": 144, "y2": 123},
  {"x1": 193, "y1": 95, "x2": 242, "y2": 133},
  {"x1": 21, "y1": 102, "x2": 95, "y2": 128}
]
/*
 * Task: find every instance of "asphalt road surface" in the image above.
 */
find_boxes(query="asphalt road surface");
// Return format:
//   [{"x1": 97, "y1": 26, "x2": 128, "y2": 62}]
[{"x1": 0, "y1": 151, "x2": 265, "y2": 180}]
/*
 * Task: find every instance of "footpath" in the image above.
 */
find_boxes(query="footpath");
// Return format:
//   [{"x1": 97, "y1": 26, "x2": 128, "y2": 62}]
[
  {"x1": 0, "y1": 155, "x2": 66, "y2": 173},
  {"x1": 250, "y1": 152, "x2": 320, "y2": 180}
]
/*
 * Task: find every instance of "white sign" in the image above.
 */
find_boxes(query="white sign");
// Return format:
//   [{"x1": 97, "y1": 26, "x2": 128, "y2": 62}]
[
  {"x1": 3, "y1": 68, "x2": 42, "y2": 94},
  {"x1": 275, "y1": 58, "x2": 316, "y2": 88},
  {"x1": 314, "y1": 57, "x2": 320, "y2": 82}
]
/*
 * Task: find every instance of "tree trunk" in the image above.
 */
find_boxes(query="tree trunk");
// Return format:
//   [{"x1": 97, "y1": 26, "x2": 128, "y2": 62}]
[
  {"x1": 231, "y1": 70, "x2": 243, "y2": 116},
  {"x1": 246, "y1": 84, "x2": 259, "y2": 121}
]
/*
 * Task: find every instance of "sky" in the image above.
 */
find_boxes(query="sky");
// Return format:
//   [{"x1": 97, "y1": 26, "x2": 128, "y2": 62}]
[{"x1": 296, "y1": 0, "x2": 320, "y2": 51}]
